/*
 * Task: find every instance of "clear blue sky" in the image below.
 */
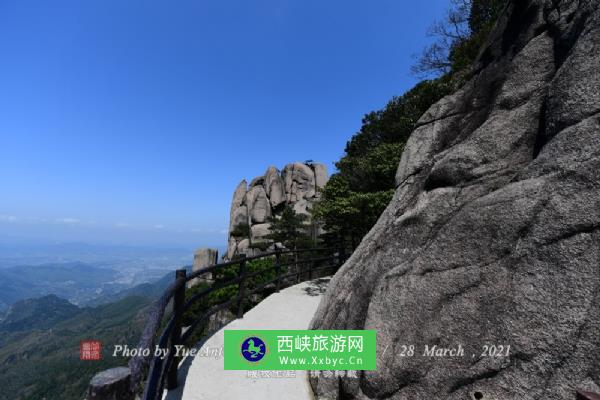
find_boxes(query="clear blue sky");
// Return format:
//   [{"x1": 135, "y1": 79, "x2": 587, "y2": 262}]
[{"x1": 0, "y1": 0, "x2": 450, "y2": 248}]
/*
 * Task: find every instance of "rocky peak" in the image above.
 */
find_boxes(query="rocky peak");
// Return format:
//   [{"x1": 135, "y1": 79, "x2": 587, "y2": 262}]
[{"x1": 226, "y1": 162, "x2": 329, "y2": 259}]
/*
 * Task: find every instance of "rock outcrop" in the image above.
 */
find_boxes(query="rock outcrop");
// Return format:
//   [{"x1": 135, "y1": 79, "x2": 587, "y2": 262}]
[
  {"x1": 87, "y1": 367, "x2": 133, "y2": 400},
  {"x1": 311, "y1": 1, "x2": 600, "y2": 399},
  {"x1": 226, "y1": 162, "x2": 329, "y2": 259},
  {"x1": 188, "y1": 248, "x2": 218, "y2": 288}
]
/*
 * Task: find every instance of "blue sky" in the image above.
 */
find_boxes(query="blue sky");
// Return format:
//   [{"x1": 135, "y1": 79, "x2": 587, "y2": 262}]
[{"x1": 0, "y1": 0, "x2": 450, "y2": 248}]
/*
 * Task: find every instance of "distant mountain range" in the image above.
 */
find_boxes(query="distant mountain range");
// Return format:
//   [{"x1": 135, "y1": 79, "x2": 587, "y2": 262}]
[
  {"x1": 85, "y1": 265, "x2": 192, "y2": 306},
  {"x1": 0, "y1": 260, "x2": 192, "y2": 312},
  {"x1": 0, "y1": 262, "x2": 124, "y2": 311},
  {"x1": 0, "y1": 245, "x2": 196, "y2": 399},
  {"x1": 0, "y1": 241, "x2": 193, "y2": 266},
  {"x1": 0, "y1": 294, "x2": 81, "y2": 332},
  {"x1": 0, "y1": 295, "x2": 152, "y2": 400},
  {"x1": 0, "y1": 265, "x2": 194, "y2": 399}
]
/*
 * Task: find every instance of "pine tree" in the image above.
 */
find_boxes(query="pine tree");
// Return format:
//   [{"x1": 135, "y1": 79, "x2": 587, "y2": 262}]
[{"x1": 265, "y1": 206, "x2": 312, "y2": 250}]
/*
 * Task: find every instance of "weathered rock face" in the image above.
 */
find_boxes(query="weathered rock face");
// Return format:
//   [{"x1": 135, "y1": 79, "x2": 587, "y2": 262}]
[
  {"x1": 250, "y1": 223, "x2": 271, "y2": 243},
  {"x1": 226, "y1": 162, "x2": 328, "y2": 258},
  {"x1": 87, "y1": 367, "x2": 133, "y2": 400},
  {"x1": 228, "y1": 180, "x2": 247, "y2": 233},
  {"x1": 313, "y1": 163, "x2": 329, "y2": 189},
  {"x1": 188, "y1": 248, "x2": 218, "y2": 288},
  {"x1": 283, "y1": 162, "x2": 317, "y2": 202},
  {"x1": 265, "y1": 166, "x2": 286, "y2": 208},
  {"x1": 311, "y1": 1, "x2": 600, "y2": 399},
  {"x1": 247, "y1": 185, "x2": 271, "y2": 224}
]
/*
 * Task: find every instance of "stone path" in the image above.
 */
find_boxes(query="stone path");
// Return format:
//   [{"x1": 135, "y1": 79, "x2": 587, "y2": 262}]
[{"x1": 163, "y1": 278, "x2": 330, "y2": 400}]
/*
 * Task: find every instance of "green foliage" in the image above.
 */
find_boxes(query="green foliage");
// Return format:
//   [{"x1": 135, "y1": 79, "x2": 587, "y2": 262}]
[
  {"x1": 312, "y1": 175, "x2": 394, "y2": 240},
  {"x1": 182, "y1": 282, "x2": 212, "y2": 327},
  {"x1": 244, "y1": 258, "x2": 277, "y2": 292},
  {"x1": 265, "y1": 206, "x2": 312, "y2": 250},
  {"x1": 249, "y1": 241, "x2": 271, "y2": 251},
  {"x1": 412, "y1": 0, "x2": 507, "y2": 78},
  {"x1": 450, "y1": 0, "x2": 506, "y2": 75},
  {"x1": 182, "y1": 257, "x2": 276, "y2": 343},
  {"x1": 469, "y1": 0, "x2": 506, "y2": 33},
  {"x1": 0, "y1": 295, "x2": 81, "y2": 333},
  {"x1": 449, "y1": 31, "x2": 487, "y2": 74},
  {"x1": 0, "y1": 296, "x2": 152, "y2": 400},
  {"x1": 313, "y1": 78, "x2": 452, "y2": 242},
  {"x1": 337, "y1": 142, "x2": 405, "y2": 192},
  {"x1": 315, "y1": 0, "x2": 508, "y2": 245},
  {"x1": 344, "y1": 78, "x2": 452, "y2": 158},
  {"x1": 230, "y1": 222, "x2": 250, "y2": 238}
]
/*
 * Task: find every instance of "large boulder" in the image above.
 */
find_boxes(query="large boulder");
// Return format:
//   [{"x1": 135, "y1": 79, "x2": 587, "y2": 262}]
[
  {"x1": 246, "y1": 185, "x2": 271, "y2": 224},
  {"x1": 225, "y1": 162, "x2": 329, "y2": 259},
  {"x1": 226, "y1": 237, "x2": 237, "y2": 260},
  {"x1": 228, "y1": 180, "x2": 247, "y2": 231},
  {"x1": 312, "y1": 163, "x2": 329, "y2": 190},
  {"x1": 231, "y1": 180, "x2": 247, "y2": 208},
  {"x1": 311, "y1": 1, "x2": 600, "y2": 399},
  {"x1": 236, "y1": 238, "x2": 250, "y2": 254},
  {"x1": 265, "y1": 166, "x2": 286, "y2": 208},
  {"x1": 283, "y1": 162, "x2": 316, "y2": 202},
  {"x1": 250, "y1": 223, "x2": 271, "y2": 243},
  {"x1": 193, "y1": 248, "x2": 217, "y2": 268},
  {"x1": 292, "y1": 198, "x2": 311, "y2": 217},
  {"x1": 189, "y1": 248, "x2": 218, "y2": 287},
  {"x1": 87, "y1": 367, "x2": 133, "y2": 400},
  {"x1": 230, "y1": 206, "x2": 248, "y2": 232},
  {"x1": 227, "y1": 180, "x2": 249, "y2": 258},
  {"x1": 249, "y1": 176, "x2": 264, "y2": 188}
]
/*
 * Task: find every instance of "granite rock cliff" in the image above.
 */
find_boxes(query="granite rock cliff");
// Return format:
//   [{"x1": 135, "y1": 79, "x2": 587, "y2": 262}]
[
  {"x1": 311, "y1": 1, "x2": 600, "y2": 399},
  {"x1": 226, "y1": 162, "x2": 329, "y2": 259}
]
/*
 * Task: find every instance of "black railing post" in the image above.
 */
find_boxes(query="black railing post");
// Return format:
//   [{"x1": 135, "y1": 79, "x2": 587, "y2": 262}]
[
  {"x1": 275, "y1": 248, "x2": 282, "y2": 292},
  {"x1": 167, "y1": 269, "x2": 186, "y2": 390},
  {"x1": 294, "y1": 247, "x2": 300, "y2": 284},
  {"x1": 308, "y1": 252, "x2": 315, "y2": 281},
  {"x1": 236, "y1": 256, "x2": 247, "y2": 319}
]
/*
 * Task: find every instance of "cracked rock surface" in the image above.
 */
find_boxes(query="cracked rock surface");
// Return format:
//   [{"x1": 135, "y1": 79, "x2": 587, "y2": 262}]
[
  {"x1": 310, "y1": 1, "x2": 600, "y2": 399},
  {"x1": 226, "y1": 162, "x2": 329, "y2": 259}
]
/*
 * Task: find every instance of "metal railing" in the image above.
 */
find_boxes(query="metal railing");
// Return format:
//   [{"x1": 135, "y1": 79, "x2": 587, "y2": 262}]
[
  {"x1": 86, "y1": 238, "x2": 600, "y2": 400},
  {"x1": 87, "y1": 242, "x2": 348, "y2": 400}
]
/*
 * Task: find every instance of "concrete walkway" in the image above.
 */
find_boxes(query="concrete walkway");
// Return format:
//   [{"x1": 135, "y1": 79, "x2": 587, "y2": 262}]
[{"x1": 163, "y1": 278, "x2": 330, "y2": 400}]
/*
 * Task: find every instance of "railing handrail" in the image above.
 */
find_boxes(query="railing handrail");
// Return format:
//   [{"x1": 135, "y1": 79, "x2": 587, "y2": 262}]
[
  {"x1": 128, "y1": 275, "x2": 186, "y2": 392},
  {"x1": 184, "y1": 258, "x2": 241, "y2": 282},
  {"x1": 183, "y1": 245, "x2": 338, "y2": 283},
  {"x1": 90, "y1": 240, "x2": 349, "y2": 400}
]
